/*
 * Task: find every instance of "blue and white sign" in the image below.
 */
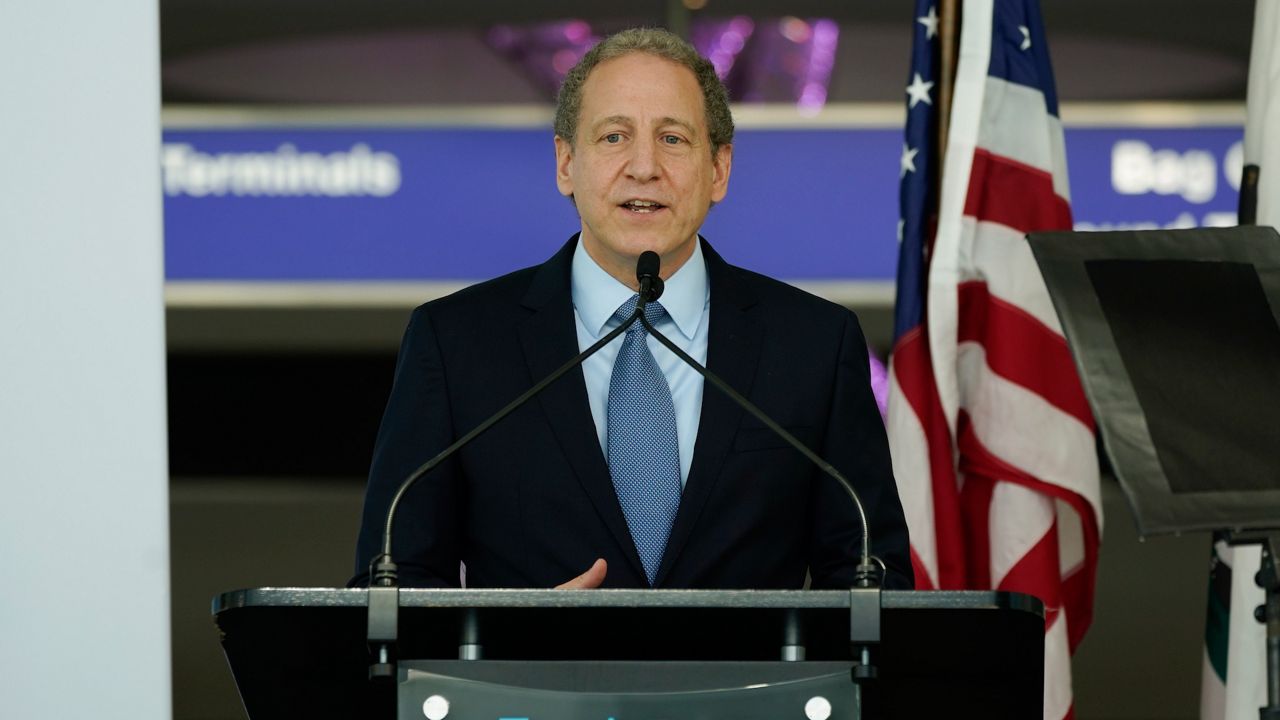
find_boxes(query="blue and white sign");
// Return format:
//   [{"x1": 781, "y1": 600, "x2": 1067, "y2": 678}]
[
  {"x1": 1068, "y1": 127, "x2": 1243, "y2": 231},
  {"x1": 161, "y1": 123, "x2": 1244, "y2": 282}
]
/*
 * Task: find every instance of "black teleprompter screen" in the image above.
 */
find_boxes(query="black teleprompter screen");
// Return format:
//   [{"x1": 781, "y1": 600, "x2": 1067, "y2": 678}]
[{"x1": 1085, "y1": 259, "x2": 1280, "y2": 494}]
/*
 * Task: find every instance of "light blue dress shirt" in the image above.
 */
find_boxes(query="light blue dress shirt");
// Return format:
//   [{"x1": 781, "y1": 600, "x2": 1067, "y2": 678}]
[{"x1": 571, "y1": 237, "x2": 710, "y2": 486}]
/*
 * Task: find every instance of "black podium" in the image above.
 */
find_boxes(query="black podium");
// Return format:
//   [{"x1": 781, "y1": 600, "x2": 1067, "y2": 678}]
[{"x1": 213, "y1": 588, "x2": 1043, "y2": 719}]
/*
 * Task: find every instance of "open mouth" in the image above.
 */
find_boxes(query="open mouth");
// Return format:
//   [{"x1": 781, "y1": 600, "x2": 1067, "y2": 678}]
[{"x1": 620, "y1": 199, "x2": 666, "y2": 214}]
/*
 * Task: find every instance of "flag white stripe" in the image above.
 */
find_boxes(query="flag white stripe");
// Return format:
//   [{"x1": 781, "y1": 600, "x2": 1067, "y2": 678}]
[
  {"x1": 1044, "y1": 611, "x2": 1074, "y2": 720},
  {"x1": 988, "y1": 481, "x2": 1054, "y2": 588},
  {"x1": 960, "y1": 217, "x2": 1066, "y2": 334},
  {"x1": 1048, "y1": 113, "x2": 1071, "y2": 204},
  {"x1": 977, "y1": 76, "x2": 1071, "y2": 200},
  {"x1": 956, "y1": 342, "x2": 1103, "y2": 523}
]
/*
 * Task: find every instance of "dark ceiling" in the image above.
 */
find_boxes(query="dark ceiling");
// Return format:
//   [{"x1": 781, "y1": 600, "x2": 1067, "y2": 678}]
[{"x1": 159, "y1": 0, "x2": 1259, "y2": 104}]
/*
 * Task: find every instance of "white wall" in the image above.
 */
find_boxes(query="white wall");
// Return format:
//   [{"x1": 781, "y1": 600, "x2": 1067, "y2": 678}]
[{"x1": 0, "y1": 2, "x2": 172, "y2": 718}]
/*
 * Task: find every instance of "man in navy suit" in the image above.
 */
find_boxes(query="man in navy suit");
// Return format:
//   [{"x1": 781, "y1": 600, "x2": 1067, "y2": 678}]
[{"x1": 352, "y1": 28, "x2": 912, "y2": 590}]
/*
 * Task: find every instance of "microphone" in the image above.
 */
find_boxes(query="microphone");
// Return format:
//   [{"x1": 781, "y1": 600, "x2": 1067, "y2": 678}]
[
  {"x1": 365, "y1": 249, "x2": 658, "y2": 681},
  {"x1": 633, "y1": 254, "x2": 881, "y2": 590},
  {"x1": 637, "y1": 250, "x2": 664, "y2": 303}
]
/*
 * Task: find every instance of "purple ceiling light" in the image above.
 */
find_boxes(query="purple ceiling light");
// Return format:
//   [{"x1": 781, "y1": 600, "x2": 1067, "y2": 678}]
[
  {"x1": 797, "y1": 19, "x2": 839, "y2": 114},
  {"x1": 487, "y1": 21, "x2": 600, "y2": 95},
  {"x1": 690, "y1": 17, "x2": 755, "y2": 81},
  {"x1": 485, "y1": 18, "x2": 838, "y2": 111},
  {"x1": 717, "y1": 17, "x2": 839, "y2": 110}
]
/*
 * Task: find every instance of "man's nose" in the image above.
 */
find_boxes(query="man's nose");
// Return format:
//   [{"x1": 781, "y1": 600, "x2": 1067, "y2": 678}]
[{"x1": 625, "y1": 136, "x2": 661, "y2": 181}]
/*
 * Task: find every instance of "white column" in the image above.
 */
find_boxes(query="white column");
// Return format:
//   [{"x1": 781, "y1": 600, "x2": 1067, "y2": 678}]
[{"x1": 0, "y1": 2, "x2": 172, "y2": 718}]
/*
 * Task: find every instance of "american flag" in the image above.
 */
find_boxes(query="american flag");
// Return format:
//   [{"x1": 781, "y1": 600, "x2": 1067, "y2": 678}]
[{"x1": 886, "y1": 1, "x2": 1103, "y2": 718}]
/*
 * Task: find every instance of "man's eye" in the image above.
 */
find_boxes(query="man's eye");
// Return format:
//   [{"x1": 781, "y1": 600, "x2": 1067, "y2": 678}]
[
  {"x1": 603, "y1": 133, "x2": 623, "y2": 143},
  {"x1": 662, "y1": 135, "x2": 683, "y2": 145}
]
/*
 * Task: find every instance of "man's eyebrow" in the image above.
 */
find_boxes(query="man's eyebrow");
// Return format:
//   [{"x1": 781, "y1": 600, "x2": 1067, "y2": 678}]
[
  {"x1": 590, "y1": 115, "x2": 635, "y2": 133},
  {"x1": 657, "y1": 117, "x2": 697, "y2": 135}
]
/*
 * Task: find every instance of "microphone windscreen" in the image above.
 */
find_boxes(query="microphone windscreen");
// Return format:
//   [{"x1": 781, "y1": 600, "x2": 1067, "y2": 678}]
[{"x1": 636, "y1": 251, "x2": 661, "y2": 283}]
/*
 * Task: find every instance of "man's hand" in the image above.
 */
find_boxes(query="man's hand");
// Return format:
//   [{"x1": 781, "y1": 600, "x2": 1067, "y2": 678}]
[{"x1": 555, "y1": 558, "x2": 607, "y2": 589}]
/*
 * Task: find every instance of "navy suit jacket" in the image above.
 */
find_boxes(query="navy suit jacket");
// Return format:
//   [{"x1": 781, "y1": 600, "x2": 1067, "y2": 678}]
[{"x1": 351, "y1": 237, "x2": 912, "y2": 589}]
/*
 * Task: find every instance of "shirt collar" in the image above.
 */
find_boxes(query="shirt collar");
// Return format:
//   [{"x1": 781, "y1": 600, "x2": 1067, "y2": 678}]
[{"x1": 571, "y1": 236, "x2": 709, "y2": 341}]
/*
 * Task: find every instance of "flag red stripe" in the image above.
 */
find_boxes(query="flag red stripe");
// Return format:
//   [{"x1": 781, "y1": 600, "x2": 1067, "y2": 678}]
[
  {"x1": 958, "y1": 470, "x2": 995, "y2": 589},
  {"x1": 997, "y1": 517, "x2": 1063, "y2": 626},
  {"x1": 964, "y1": 148, "x2": 1072, "y2": 232},
  {"x1": 956, "y1": 280, "x2": 1095, "y2": 430},
  {"x1": 891, "y1": 327, "x2": 969, "y2": 588}
]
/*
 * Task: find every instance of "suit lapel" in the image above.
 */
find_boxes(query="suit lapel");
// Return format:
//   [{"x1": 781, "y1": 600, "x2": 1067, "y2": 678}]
[
  {"x1": 655, "y1": 240, "x2": 762, "y2": 586},
  {"x1": 517, "y1": 237, "x2": 647, "y2": 581}
]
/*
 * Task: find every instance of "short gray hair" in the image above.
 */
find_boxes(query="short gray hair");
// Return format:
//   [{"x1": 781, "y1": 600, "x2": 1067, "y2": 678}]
[{"x1": 554, "y1": 27, "x2": 734, "y2": 156}]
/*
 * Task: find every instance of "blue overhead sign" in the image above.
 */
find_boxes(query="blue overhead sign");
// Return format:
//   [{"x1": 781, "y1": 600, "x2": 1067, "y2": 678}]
[
  {"x1": 161, "y1": 123, "x2": 1244, "y2": 282},
  {"x1": 1068, "y1": 127, "x2": 1244, "y2": 231}
]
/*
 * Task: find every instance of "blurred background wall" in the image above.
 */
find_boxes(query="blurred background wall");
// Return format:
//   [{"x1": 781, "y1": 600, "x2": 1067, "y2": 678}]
[
  {"x1": 163, "y1": 2, "x2": 1258, "y2": 718},
  {"x1": 2, "y1": 3, "x2": 171, "y2": 719}
]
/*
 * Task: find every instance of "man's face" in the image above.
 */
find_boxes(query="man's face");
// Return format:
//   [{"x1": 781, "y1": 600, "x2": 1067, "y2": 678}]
[{"x1": 555, "y1": 52, "x2": 732, "y2": 285}]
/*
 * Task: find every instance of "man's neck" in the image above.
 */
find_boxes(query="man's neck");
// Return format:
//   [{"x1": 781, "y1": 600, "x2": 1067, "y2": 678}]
[{"x1": 580, "y1": 237, "x2": 696, "y2": 290}]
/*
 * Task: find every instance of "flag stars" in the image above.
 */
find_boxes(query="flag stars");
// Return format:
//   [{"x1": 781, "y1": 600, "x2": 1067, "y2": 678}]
[
  {"x1": 917, "y1": 6, "x2": 939, "y2": 39},
  {"x1": 1019, "y1": 25, "x2": 1032, "y2": 50},
  {"x1": 900, "y1": 144, "x2": 919, "y2": 178},
  {"x1": 906, "y1": 73, "x2": 934, "y2": 108}
]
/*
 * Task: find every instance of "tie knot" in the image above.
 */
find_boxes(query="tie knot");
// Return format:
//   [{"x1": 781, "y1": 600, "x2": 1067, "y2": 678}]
[{"x1": 614, "y1": 294, "x2": 667, "y2": 333}]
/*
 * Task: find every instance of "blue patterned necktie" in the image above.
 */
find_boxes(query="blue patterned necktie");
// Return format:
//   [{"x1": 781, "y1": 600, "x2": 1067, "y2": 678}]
[{"x1": 607, "y1": 294, "x2": 682, "y2": 586}]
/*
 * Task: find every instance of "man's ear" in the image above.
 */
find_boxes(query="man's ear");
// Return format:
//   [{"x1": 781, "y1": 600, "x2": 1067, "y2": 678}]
[
  {"x1": 710, "y1": 143, "x2": 732, "y2": 203},
  {"x1": 554, "y1": 135, "x2": 575, "y2": 197}
]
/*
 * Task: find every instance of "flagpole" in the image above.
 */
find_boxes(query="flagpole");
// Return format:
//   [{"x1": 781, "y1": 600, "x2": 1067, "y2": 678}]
[
  {"x1": 935, "y1": 0, "x2": 961, "y2": 213},
  {"x1": 1239, "y1": 164, "x2": 1260, "y2": 225}
]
